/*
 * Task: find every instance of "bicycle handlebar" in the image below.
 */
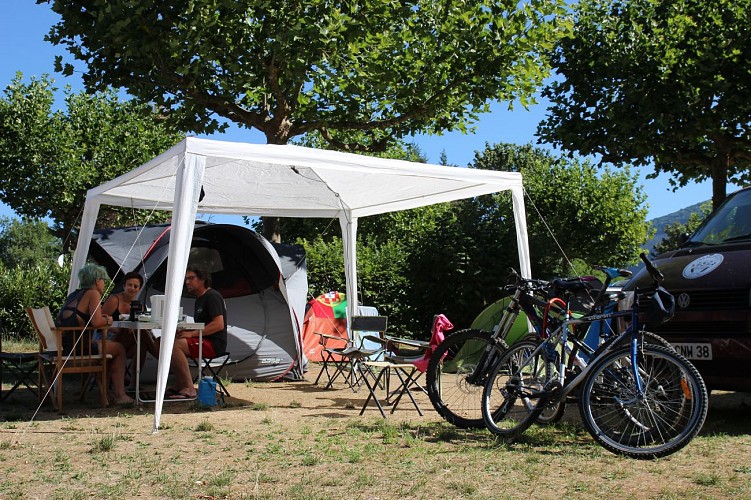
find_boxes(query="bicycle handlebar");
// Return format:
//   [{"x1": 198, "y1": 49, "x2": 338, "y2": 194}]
[
  {"x1": 505, "y1": 268, "x2": 550, "y2": 292},
  {"x1": 640, "y1": 252, "x2": 664, "y2": 283}
]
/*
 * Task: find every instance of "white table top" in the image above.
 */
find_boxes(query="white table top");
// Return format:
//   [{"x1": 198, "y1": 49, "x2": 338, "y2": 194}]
[{"x1": 112, "y1": 320, "x2": 205, "y2": 330}]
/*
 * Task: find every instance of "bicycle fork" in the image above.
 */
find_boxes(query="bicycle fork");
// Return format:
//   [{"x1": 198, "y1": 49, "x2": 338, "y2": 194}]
[{"x1": 466, "y1": 289, "x2": 525, "y2": 386}]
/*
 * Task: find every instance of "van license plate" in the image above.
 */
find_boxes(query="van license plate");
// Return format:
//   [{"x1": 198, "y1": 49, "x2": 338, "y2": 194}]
[{"x1": 672, "y1": 343, "x2": 712, "y2": 360}]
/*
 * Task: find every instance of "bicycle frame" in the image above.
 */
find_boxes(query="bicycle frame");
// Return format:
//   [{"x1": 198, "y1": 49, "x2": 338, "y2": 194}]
[
  {"x1": 554, "y1": 294, "x2": 647, "y2": 401},
  {"x1": 464, "y1": 276, "x2": 560, "y2": 386},
  {"x1": 500, "y1": 267, "x2": 657, "y2": 405},
  {"x1": 490, "y1": 285, "x2": 556, "y2": 341}
]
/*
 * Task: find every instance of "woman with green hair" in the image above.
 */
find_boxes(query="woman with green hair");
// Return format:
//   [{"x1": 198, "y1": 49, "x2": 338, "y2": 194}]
[{"x1": 57, "y1": 263, "x2": 134, "y2": 405}]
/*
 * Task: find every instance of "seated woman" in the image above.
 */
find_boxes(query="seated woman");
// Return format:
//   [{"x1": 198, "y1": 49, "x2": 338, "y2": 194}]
[
  {"x1": 102, "y1": 271, "x2": 160, "y2": 390},
  {"x1": 56, "y1": 263, "x2": 134, "y2": 405}
]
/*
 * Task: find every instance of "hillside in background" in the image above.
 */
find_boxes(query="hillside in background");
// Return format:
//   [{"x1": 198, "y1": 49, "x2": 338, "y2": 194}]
[{"x1": 645, "y1": 200, "x2": 708, "y2": 255}]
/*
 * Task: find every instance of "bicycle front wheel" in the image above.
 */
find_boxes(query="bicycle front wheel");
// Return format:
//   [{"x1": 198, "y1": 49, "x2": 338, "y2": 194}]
[
  {"x1": 578, "y1": 345, "x2": 708, "y2": 459},
  {"x1": 482, "y1": 340, "x2": 555, "y2": 439},
  {"x1": 426, "y1": 329, "x2": 507, "y2": 428}
]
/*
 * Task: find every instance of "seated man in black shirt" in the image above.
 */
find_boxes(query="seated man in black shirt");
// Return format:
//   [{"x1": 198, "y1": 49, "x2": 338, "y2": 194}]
[{"x1": 167, "y1": 265, "x2": 227, "y2": 399}]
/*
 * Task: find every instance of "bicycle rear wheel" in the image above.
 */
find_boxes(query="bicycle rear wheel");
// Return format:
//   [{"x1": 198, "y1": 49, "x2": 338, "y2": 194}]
[
  {"x1": 482, "y1": 340, "x2": 555, "y2": 439},
  {"x1": 544, "y1": 330, "x2": 674, "y2": 425},
  {"x1": 578, "y1": 345, "x2": 708, "y2": 459},
  {"x1": 425, "y1": 329, "x2": 507, "y2": 428}
]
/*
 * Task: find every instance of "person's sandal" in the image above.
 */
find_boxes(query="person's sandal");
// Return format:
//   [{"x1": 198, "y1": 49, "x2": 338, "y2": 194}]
[{"x1": 167, "y1": 391, "x2": 194, "y2": 400}]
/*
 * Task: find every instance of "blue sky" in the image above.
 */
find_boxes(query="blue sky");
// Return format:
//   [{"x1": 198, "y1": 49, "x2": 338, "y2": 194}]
[{"x1": 1, "y1": 0, "x2": 721, "y2": 223}]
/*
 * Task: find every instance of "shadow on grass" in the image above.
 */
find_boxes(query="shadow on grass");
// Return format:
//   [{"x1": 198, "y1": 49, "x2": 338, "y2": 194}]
[
  {"x1": 699, "y1": 390, "x2": 751, "y2": 436},
  {"x1": 0, "y1": 384, "x2": 257, "y2": 423}
]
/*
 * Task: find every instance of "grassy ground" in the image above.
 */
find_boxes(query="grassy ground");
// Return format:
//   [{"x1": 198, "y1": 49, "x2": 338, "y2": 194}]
[{"x1": 1, "y1": 364, "x2": 750, "y2": 499}]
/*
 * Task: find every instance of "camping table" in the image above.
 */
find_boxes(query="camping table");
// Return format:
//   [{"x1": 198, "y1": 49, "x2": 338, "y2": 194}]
[
  {"x1": 358, "y1": 361, "x2": 424, "y2": 417},
  {"x1": 113, "y1": 319, "x2": 205, "y2": 404}
]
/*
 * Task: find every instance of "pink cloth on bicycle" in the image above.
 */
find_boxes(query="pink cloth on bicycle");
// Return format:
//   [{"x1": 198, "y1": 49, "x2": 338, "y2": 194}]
[{"x1": 412, "y1": 314, "x2": 453, "y2": 372}]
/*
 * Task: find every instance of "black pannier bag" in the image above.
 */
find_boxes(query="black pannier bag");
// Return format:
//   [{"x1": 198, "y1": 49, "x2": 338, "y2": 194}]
[{"x1": 646, "y1": 286, "x2": 675, "y2": 325}]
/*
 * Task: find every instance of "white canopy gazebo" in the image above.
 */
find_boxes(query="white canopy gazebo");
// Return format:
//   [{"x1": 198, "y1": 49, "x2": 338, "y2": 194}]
[{"x1": 69, "y1": 137, "x2": 531, "y2": 432}]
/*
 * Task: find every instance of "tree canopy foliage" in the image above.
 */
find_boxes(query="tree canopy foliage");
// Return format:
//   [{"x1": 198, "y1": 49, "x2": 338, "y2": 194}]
[
  {"x1": 0, "y1": 217, "x2": 61, "y2": 269},
  {"x1": 0, "y1": 73, "x2": 183, "y2": 247},
  {"x1": 292, "y1": 142, "x2": 651, "y2": 335},
  {"x1": 538, "y1": 0, "x2": 751, "y2": 209},
  {"x1": 43, "y1": 0, "x2": 568, "y2": 151},
  {"x1": 0, "y1": 217, "x2": 70, "y2": 339},
  {"x1": 470, "y1": 143, "x2": 651, "y2": 276}
]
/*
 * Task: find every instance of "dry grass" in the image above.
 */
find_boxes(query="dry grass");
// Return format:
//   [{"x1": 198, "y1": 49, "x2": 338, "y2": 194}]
[{"x1": 1, "y1": 364, "x2": 750, "y2": 499}]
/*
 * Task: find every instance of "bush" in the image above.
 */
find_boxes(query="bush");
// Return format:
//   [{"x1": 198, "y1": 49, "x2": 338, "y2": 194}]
[
  {"x1": 0, "y1": 261, "x2": 71, "y2": 340},
  {"x1": 298, "y1": 236, "x2": 345, "y2": 297},
  {"x1": 297, "y1": 235, "x2": 415, "y2": 336}
]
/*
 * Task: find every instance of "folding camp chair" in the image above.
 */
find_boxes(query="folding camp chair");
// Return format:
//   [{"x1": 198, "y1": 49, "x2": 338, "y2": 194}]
[
  {"x1": 314, "y1": 316, "x2": 387, "y2": 391},
  {"x1": 189, "y1": 351, "x2": 239, "y2": 399},
  {"x1": 313, "y1": 330, "x2": 351, "y2": 387},
  {"x1": 0, "y1": 319, "x2": 39, "y2": 403},
  {"x1": 358, "y1": 316, "x2": 448, "y2": 417}
]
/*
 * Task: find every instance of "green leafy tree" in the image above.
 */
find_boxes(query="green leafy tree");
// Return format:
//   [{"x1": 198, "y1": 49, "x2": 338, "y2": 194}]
[
  {"x1": 0, "y1": 217, "x2": 61, "y2": 268},
  {"x1": 0, "y1": 217, "x2": 69, "y2": 340},
  {"x1": 652, "y1": 202, "x2": 712, "y2": 256},
  {"x1": 0, "y1": 260, "x2": 71, "y2": 341},
  {"x1": 470, "y1": 143, "x2": 651, "y2": 276},
  {"x1": 0, "y1": 73, "x2": 184, "y2": 249},
  {"x1": 44, "y1": 0, "x2": 567, "y2": 149},
  {"x1": 43, "y1": 0, "x2": 568, "y2": 240},
  {"x1": 411, "y1": 142, "x2": 651, "y2": 329},
  {"x1": 538, "y1": 0, "x2": 751, "y2": 209}
]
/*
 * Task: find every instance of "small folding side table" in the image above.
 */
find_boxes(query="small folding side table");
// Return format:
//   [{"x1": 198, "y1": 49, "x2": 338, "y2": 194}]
[{"x1": 358, "y1": 361, "x2": 424, "y2": 417}]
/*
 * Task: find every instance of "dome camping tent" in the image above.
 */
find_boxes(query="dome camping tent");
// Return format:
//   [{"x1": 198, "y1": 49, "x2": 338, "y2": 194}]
[{"x1": 90, "y1": 221, "x2": 308, "y2": 381}]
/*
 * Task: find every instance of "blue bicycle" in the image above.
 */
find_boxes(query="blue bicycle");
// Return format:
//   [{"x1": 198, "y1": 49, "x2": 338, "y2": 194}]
[{"x1": 481, "y1": 254, "x2": 708, "y2": 459}]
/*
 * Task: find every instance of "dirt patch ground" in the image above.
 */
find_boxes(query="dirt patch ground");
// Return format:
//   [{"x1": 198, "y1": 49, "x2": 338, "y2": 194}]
[{"x1": 1, "y1": 364, "x2": 751, "y2": 498}]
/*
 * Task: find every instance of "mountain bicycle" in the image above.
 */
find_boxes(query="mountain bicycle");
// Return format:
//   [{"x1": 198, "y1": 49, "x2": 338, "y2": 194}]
[
  {"x1": 426, "y1": 262, "x2": 669, "y2": 429},
  {"x1": 425, "y1": 271, "x2": 573, "y2": 429},
  {"x1": 481, "y1": 254, "x2": 708, "y2": 459}
]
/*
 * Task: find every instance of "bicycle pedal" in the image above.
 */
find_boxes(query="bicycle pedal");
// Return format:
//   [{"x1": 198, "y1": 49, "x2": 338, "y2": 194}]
[{"x1": 543, "y1": 380, "x2": 563, "y2": 401}]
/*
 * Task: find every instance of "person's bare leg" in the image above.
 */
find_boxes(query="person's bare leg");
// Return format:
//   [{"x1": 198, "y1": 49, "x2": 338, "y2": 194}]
[
  {"x1": 169, "y1": 338, "x2": 196, "y2": 397},
  {"x1": 115, "y1": 331, "x2": 138, "y2": 391},
  {"x1": 106, "y1": 342, "x2": 134, "y2": 404},
  {"x1": 143, "y1": 331, "x2": 160, "y2": 362},
  {"x1": 130, "y1": 332, "x2": 160, "y2": 392},
  {"x1": 126, "y1": 344, "x2": 138, "y2": 390}
]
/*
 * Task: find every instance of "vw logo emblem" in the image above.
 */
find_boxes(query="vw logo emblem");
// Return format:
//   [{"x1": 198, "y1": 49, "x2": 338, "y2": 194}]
[{"x1": 677, "y1": 292, "x2": 691, "y2": 309}]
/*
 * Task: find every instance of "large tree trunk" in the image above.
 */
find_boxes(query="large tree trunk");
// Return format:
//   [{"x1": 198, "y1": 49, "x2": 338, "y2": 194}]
[
  {"x1": 710, "y1": 155, "x2": 729, "y2": 211},
  {"x1": 262, "y1": 216, "x2": 281, "y2": 243},
  {"x1": 261, "y1": 131, "x2": 290, "y2": 243}
]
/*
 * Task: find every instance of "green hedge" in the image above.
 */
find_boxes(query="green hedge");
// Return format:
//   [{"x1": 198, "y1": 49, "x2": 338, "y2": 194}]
[{"x1": 0, "y1": 262, "x2": 71, "y2": 340}]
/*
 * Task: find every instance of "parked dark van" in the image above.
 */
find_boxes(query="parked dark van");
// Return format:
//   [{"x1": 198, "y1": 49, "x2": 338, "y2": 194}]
[{"x1": 623, "y1": 186, "x2": 751, "y2": 392}]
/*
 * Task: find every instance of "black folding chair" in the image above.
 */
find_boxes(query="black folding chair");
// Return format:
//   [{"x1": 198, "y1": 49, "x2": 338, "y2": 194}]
[
  {"x1": 0, "y1": 351, "x2": 39, "y2": 403},
  {"x1": 190, "y1": 352, "x2": 238, "y2": 399},
  {"x1": 0, "y1": 319, "x2": 40, "y2": 403},
  {"x1": 314, "y1": 316, "x2": 387, "y2": 391}
]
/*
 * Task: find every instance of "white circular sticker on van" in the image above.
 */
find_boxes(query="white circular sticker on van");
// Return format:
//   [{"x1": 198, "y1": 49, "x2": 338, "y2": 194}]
[{"x1": 682, "y1": 254, "x2": 724, "y2": 279}]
